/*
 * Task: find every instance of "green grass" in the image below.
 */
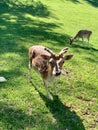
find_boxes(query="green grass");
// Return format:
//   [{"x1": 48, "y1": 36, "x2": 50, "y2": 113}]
[{"x1": 0, "y1": 0, "x2": 98, "y2": 130}]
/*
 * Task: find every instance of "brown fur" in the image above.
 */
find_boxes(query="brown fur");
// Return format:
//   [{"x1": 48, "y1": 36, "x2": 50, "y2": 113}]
[
  {"x1": 29, "y1": 45, "x2": 73, "y2": 99},
  {"x1": 70, "y1": 30, "x2": 92, "y2": 45}
]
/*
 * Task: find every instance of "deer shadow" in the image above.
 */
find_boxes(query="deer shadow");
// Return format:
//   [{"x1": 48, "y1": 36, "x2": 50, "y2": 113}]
[
  {"x1": 67, "y1": 0, "x2": 98, "y2": 7},
  {"x1": 71, "y1": 42, "x2": 98, "y2": 52},
  {"x1": 31, "y1": 81, "x2": 85, "y2": 130},
  {"x1": 66, "y1": 0, "x2": 80, "y2": 3}
]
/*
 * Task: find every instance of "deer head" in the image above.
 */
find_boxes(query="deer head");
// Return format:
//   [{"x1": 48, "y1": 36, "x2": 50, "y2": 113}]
[
  {"x1": 70, "y1": 38, "x2": 74, "y2": 45},
  {"x1": 44, "y1": 47, "x2": 73, "y2": 76}
]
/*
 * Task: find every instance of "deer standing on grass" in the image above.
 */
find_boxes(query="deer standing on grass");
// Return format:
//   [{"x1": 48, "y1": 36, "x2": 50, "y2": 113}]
[
  {"x1": 70, "y1": 30, "x2": 92, "y2": 45},
  {"x1": 29, "y1": 45, "x2": 73, "y2": 99}
]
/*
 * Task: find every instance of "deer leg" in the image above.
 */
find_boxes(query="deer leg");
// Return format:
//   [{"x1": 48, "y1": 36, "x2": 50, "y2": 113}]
[
  {"x1": 53, "y1": 79, "x2": 57, "y2": 95},
  {"x1": 87, "y1": 36, "x2": 90, "y2": 45},
  {"x1": 82, "y1": 37, "x2": 84, "y2": 43},
  {"x1": 28, "y1": 62, "x2": 32, "y2": 82},
  {"x1": 43, "y1": 80, "x2": 52, "y2": 99}
]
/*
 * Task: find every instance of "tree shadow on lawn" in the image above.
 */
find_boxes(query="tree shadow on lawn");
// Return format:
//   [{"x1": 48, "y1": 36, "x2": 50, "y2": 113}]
[
  {"x1": 31, "y1": 82, "x2": 85, "y2": 130},
  {"x1": 0, "y1": 69, "x2": 25, "y2": 88},
  {"x1": 0, "y1": 42, "x2": 28, "y2": 86},
  {"x1": 67, "y1": 0, "x2": 98, "y2": 7},
  {"x1": 0, "y1": 0, "x2": 70, "y2": 51},
  {"x1": 84, "y1": 0, "x2": 98, "y2": 7},
  {"x1": 0, "y1": 0, "x2": 50, "y2": 17},
  {"x1": 0, "y1": 17, "x2": 70, "y2": 50},
  {"x1": 0, "y1": 101, "x2": 36, "y2": 130}
]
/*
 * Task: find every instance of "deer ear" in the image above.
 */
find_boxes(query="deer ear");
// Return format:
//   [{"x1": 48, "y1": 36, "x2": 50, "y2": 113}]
[
  {"x1": 63, "y1": 54, "x2": 73, "y2": 60},
  {"x1": 41, "y1": 54, "x2": 50, "y2": 60}
]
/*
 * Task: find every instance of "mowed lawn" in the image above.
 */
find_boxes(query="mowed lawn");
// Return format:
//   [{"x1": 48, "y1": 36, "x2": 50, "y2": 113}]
[{"x1": 0, "y1": 0, "x2": 98, "y2": 130}]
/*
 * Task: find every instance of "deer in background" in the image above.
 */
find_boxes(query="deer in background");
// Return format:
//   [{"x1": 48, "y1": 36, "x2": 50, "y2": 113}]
[
  {"x1": 29, "y1": 45, "x2": 73, "y2": 99},
  {"x1": 70, "y1": 30, "x2": 92, "y2": 45}
]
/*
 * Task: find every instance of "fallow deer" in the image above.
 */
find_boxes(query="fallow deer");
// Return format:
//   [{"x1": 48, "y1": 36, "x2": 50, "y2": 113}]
[
  {"x1": 70, "y1": 30, "x2": 92, "y2": 45},
  {"x1": 29, "y1": 45, "x2": 73, "y2": 99}
]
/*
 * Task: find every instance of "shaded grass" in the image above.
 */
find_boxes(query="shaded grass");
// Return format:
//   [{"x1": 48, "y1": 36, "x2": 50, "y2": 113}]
[{"x1": 85, "y1": 0, "x2": 98, "y2": 7}]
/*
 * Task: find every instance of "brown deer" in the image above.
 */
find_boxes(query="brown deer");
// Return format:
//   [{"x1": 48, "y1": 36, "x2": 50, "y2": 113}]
[
  {"x1": 70, "y1": 30, "x2": 92, "y2": 45},
  {"x1": 29, "y1": 45, "x2": 73, "y2": 99}
]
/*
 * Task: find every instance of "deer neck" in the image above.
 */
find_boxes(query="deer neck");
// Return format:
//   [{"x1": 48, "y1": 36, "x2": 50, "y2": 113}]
[{"x1": 73, "y1": 33, "x2": 79, "y2": 40}]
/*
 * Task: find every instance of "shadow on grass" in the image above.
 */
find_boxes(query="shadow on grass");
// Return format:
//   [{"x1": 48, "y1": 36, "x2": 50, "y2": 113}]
[
  {"x1": 0, "y1": 42, "x2": 28, "y2": 85},
  {"x1": 0, "y1": 101, "x2": 36, "y2": 130},
  {"x1": 71, "y1": 42, "x2": 98, "y2": 52},
  {"x1": 70, "y1": 42, "x2": 98, "y2": 63},
  {"x1": 0, "y1": 69, "x2": 24, "y2": 88},
  {"x1": 66, "y1": 0, "x2": 80, "y2": 3},
  {"x1": 66, "y1": 0, "x2": 98, "y2": 7},
  {"x1": 31, "y1": 82, "x2": 85, "y2": 130},
  {"x1": 0, "y1": 80, "x2": 86, "y2": 130},
  {"x1": 85, "y1": 0, "x2": 98, "y2": 7},
  {"x1": 0, "y1": 0, "x2": 50, "y2": 17},
  {"x1": 0, "y1": 0, "x2": 70, "y2": 56}
]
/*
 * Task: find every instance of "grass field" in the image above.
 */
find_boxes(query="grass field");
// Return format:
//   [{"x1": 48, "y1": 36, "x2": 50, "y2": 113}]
[{"x1": 0, "y1": 0, "x2": 98, "y2": 130}]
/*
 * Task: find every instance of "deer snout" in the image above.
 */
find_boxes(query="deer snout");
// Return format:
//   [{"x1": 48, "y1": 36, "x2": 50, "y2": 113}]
[
  {"x1": 55, "y1": 71, "x2": 61, "y2": 76},
  {"x1": 53, "y1": 70, "x2": 61, "y2": 76}
]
